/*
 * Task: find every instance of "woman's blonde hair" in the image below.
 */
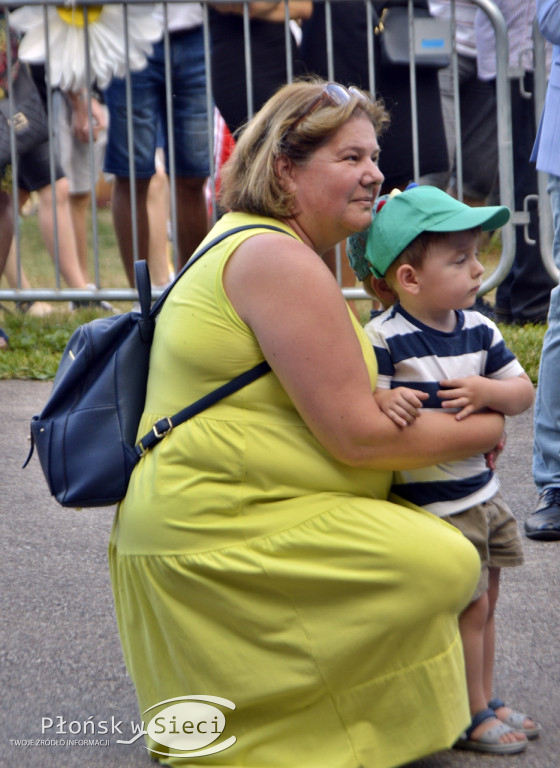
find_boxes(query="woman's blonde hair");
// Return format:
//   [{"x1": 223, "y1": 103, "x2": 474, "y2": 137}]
[{"x1": 219, "y1": 78, "x2": 390, "y2": 218}]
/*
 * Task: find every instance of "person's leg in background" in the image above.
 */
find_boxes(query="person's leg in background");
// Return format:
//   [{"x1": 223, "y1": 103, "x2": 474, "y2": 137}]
[
  {"x1": 444, "y1": 60, "x2": 499, "y2": 316},
  {"x1": 495, "y1": 73, "x2": 556, "y2": 325},
  {"x1": 109, "y1": 176, "x2": 151, "y2": 287},
  {"x1": 0, "y1": 191, "x2": 14, "y2": 275},
  {"x1": 3, "y1": 240, "x2": 53, "y2": 315},
  {"x1": 446, "y1": 56, "x2": 499, "y2": 208},
  {"x1": 165, "y1": 27, "x2": 210, "y2": 270},
  {"x1": 68, "y1": 191, "x2": 93, "y2": 281},
  {"x1": 103, "y1": 53, "x2": 159, "y2": 287},
  {"x1": 147, "y1": 147, "x2": 173, "y2": 289},
  {"x1": 17, "y1": 139, "x2": 89, "y2": 291},
  {"x1": 174, "y1": 176, "x2": 209, "y2": 271},
  {"x1": 53, "y1": 88, "x2": 109, "y2": 285},
  {"x1": 527, "y1": 172, "x2": 560, "y2": 541},
  {"x1": 34, "y1": 178, "x2": 86, "y2": 289},
  {"x1": 0, "y1": 189, "x2": 13, "y2": 348}
]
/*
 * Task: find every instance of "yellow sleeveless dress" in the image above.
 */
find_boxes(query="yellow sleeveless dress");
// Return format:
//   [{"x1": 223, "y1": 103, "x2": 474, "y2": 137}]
[{"x1": 109, "y1": 212, "x2": 479, "y2": 767}]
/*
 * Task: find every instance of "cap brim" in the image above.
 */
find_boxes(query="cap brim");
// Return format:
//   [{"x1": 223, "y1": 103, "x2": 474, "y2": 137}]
[{"x1": 429, "y1": 205, "x2": 510, "y2": 233}]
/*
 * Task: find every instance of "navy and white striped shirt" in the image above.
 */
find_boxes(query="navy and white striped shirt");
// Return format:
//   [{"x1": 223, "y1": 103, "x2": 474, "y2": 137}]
[{"x1": 365, "y1": 304, "x2": 524, "y2": 516}]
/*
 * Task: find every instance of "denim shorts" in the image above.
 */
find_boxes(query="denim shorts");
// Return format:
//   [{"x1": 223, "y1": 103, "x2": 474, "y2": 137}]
[{"x1": 103, "y1": 26, "x2": 210, "y2": 179}]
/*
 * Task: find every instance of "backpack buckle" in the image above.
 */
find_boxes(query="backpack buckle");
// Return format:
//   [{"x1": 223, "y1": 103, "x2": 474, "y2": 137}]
[{"x1": 152, "y1": 417, "x2": 173, "y2": 439}]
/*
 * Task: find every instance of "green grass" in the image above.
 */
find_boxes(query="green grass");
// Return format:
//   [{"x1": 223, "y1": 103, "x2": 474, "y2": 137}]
[
  {"x1": 0, "y1": 215, "x2": 547, "y2": 384},
  {"x1": 499, "y1": 323, "x2": 545, "y2": 385},
  {"x1": 0, "y1": 307, "x2": 105, "y2": 380}
]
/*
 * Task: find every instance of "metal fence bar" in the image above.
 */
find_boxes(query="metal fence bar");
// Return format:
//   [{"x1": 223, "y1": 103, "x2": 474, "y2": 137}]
[
  {"x1": 4, "y1": 6, "x2": 22, "y2": 289},
  {"x1": 202, "y1": 3, "x2": 218, "y2": 225},
  {"x1": 82, "y1": 9, "x2": 102, "y2": 289},
  {"x1": 474, "y1": 0, "x2": 515, "y2": 296},
  {"x1": 449, "y1": 0, "x2": 463, "y2": 202}
]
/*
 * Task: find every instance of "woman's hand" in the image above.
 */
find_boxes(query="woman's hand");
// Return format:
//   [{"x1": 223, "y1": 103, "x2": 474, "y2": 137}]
[
  {"x1": 485, "y1": 431, "x2": 507, "y2": 471},
  {"x1": 210, "y1": 1, "x2": 312, "y2": 21}
]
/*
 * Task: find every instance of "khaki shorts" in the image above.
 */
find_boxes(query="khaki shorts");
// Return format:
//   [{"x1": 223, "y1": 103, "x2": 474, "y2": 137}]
[{"x1": 442, "y1": 491, "x2": 524, "y2": 602}]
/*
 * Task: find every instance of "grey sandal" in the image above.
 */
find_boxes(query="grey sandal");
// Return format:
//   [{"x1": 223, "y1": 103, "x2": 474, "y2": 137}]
[
  {"x1": 455, "y1": 708, "x2": 528, "y2": 754},
  {"x1": 489, "y1": 697, "x2": 542, "y2": 740}
]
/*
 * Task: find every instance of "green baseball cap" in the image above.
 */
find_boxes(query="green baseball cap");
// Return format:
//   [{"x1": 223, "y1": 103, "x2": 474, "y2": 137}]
[{"x1": 365, "y1": 185, "x2": 511, "y2": 278}]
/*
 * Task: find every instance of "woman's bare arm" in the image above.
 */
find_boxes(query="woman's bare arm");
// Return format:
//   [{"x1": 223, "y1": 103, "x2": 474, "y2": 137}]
[
  {"x1": 224, "y1": 234, "x2": 505, "y2": 469},
  {"x1": 211, "y1": 1, "x2": 312, "y2": 21}
]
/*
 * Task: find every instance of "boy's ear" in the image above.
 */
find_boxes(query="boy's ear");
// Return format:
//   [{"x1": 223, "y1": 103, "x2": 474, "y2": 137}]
[
  {"x1": 395, "y1": 263, "x2": 421, "y2": 295},
  {"x1": 370, "y1": 276, "x2": 398, "y2": 308}
]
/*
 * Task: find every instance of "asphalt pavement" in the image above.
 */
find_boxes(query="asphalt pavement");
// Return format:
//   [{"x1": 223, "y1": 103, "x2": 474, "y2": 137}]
[{"x1": 1, "y1": 379, "x2": 558, "y2": 768}]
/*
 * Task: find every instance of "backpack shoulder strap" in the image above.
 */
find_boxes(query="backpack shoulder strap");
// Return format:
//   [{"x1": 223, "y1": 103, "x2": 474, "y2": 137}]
[
  {"x1": 134, "y1": 223, "x2": 294, "y2": 458},
  {"x1": 135, "y1": 359, "x2": 271, "y2": 458}
]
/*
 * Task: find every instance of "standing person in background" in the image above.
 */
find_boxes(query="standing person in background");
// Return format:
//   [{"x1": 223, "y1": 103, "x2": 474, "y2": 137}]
[
  {"x1": 103, "y1": 2, "x2": 210, "y2": 285},
  {"x1": 52, "y1": 85, "x2": 108, "y2": 286},
  {"x1": 525, "y1": 0, "x2": 560, "y2": 541},
  {"x1": 209, "y1": 1, "x2": 312, "y2": 137},
  {"x1": 475, "y1": 0, "x2": 556, "y2": 325}
]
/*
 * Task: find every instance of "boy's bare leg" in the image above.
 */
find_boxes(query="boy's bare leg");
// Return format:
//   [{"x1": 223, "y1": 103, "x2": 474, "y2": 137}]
[
  {"x1": 484, "y1": 567, "x2": 538, "y2": 731},
  {"x1": 459, "y1": 593, "x2": 525, "y2": 743}
]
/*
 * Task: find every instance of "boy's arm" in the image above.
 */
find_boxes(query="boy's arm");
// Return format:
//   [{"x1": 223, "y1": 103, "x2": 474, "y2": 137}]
[
  {"x1": 374, "y1": 386, "x2": 429, "y2": 428},
  {"x1": 367, "y1": 316, "x2": 428, "y2": 427},
  {"x1": 438, "y1": 373, "x2": 535, "y2": 420}
]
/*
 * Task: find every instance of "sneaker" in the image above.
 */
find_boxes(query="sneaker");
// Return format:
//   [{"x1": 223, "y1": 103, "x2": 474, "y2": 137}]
[
  {"x1": 69, "y1": 284, "x2": 120, "y2": 314},
  {"x1": 69, "y1": 298, "x2": 120, "y2": 314}
]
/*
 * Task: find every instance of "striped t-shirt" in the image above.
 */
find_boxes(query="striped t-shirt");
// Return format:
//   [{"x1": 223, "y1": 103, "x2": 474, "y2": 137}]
[{"x1": 365, "y1": 304, "x2": 524, "y2": 516}]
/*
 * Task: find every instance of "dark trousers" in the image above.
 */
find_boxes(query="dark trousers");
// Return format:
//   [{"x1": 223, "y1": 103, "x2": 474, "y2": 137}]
[{"x1": 495, "y1": 72, "x2": 556, "y2": 322}]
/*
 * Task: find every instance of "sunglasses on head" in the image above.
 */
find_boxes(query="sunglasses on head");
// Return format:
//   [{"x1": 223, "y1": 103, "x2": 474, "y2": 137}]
[{"x1": 287, "y1": 82, "x2": 370, "y2": 134}]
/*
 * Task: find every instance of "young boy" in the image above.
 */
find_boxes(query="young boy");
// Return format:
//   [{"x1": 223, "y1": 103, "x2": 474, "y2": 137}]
[{"x1": 348, "y1": 185, "x2": 541, "y2": 754}]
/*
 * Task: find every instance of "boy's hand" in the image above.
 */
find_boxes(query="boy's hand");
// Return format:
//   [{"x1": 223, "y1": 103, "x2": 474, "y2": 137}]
[
  {"x1": 375, "y1": 387, "x2": 429, "y2": 428},
  {"x1": 438, "y1": 376, "x2": 490, "y2": 420}
]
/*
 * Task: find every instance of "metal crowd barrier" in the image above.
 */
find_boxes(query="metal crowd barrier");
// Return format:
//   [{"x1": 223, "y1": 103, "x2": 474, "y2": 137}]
[{"x1": 0, "y1": 0, "x2": 554, "y2": 306}]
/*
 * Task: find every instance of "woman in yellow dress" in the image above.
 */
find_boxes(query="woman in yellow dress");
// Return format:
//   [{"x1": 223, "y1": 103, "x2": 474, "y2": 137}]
[{"x1": 109, "y1": 80, "x2": 505, "y2": 767}]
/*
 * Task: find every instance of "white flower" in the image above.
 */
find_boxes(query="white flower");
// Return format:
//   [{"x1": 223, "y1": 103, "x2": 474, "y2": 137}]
[{"x1": 10, "y1": 4, "x2": 163, "y2": 91}]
